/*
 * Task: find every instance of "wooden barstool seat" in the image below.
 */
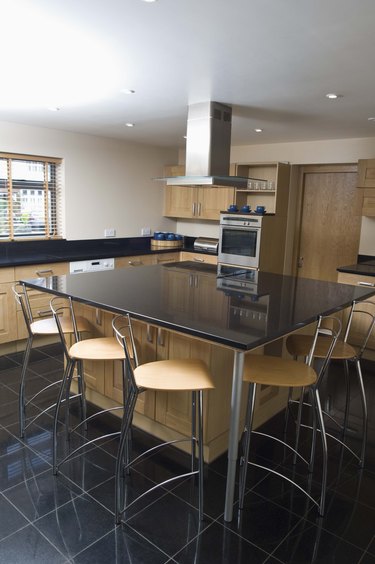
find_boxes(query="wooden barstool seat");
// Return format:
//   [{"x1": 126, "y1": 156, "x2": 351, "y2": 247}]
[
  {"x1": 13, "y1": 283, "x2": 91, "y2": 438},
  {"x1": 112, "y1": 314, "x2": 215, "y2": 524},
  {"x1": 239, "y1": 315, "x2": 341, "y2": 517},
  {"x1": 285, "y1": 300, "x2": 375, "y2": 467}
]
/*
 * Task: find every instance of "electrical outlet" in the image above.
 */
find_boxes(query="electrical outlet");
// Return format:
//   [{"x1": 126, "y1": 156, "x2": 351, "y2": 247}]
[
  {"x1": 141, "y1": 227, "x2": 151, "y2": 236},
  {"x1": 104, "y1": 228, "x2": 116, "y2": 237}
]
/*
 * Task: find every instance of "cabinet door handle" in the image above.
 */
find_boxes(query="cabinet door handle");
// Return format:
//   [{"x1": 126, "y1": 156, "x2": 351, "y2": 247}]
[
  {"x1": 146, "y1": 324, "x2": 153, "y2": 343},
  {"x1": 193, "y1": 257, "x2": 204, "y2": 262},
  {"x1": 95, "y1": 308, "x2": 102, "y2": 325},
  {"x1": 197, "y1": 202, "x2": 201, "y2": 216},
  {"x1": 37, "y1": 309, "x2": 52, "y2": 317},
  {"x1": 36, "y1": 269, "x2": 53, "y2": 276},
  {"x1": 157, "y1": 327, "x2": 165, "y2": 346},
  {"x1": 128, "y1": 260, "x2": 142, "y2": 266},
  {"x1": 157, "y1": 257, "x2": 175, "y2": 263},
  {"x1": 192, "y1": 202, "x2": 196, "y2": 216},
  {"x1": 358, "y1": 281, "x2": 375, "y2": 287}
]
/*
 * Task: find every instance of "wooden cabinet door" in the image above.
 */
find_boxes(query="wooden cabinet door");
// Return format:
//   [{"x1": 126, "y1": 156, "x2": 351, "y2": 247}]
[
  {"x1": 15, "y1": 262, "x2": 69, "y2": 340},
  {"x1": 154, "y1": 252, "x2": 180, "y2": 265},
  {"x1": 358, "y1": 159, "x2": 375, "y2": 188},
  {"x1": 154, "y1": 331, "x2": 211, "y2": 437},
  {"x1": 198, "y1": 187, "x2": 234, "y2": 219},
  {"x1": 0, "y1": 282, "x2": 17, "y2": 344},
  {"x1": 164, "y1": 185, "x2": 196, "y2": 218},
  {"x1": 337, "y1": 272, "x2": 375, "y2": 351},
  {"x1": 115, "y1": 255, "x2": 155, "y2": 268},
  {"x1": 180, "y1": 251, "x2": 217, "y2": 265}
]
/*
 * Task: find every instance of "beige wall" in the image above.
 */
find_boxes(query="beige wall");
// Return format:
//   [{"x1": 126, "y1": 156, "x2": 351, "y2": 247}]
[{"x1": 0, "y1": 120, "x2": 177, "y2": 240}]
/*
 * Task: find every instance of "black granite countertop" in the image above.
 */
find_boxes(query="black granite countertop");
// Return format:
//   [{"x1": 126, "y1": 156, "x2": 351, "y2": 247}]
[
  {"x1": 21, "y1": 262, "x2": 375, "y2": 350},
  {"x1": 0, "y1": 236, "x2": 215, "y2": 268},
  {"x1": 337, "y1": 255, "x2": 375, "y2": 277}
]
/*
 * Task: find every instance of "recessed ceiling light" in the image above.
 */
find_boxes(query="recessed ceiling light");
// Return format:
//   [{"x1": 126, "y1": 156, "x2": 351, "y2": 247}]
[
  {"x1": 48, "y1": 107, "x2": 61, "y2": 111},
  {"x1": 141, "y1": 0, "x2": 158, "y2": 3},
  {"x1": 254, "y1": 128, "x2": 263, "y2": 133},
  {"x1": 125, "y1": 122, "x2": 135, "y2": 127},
  {"x1": 325, "y1": 93, "x2": 343, "y2": 100},
  {"x1": 121, "y1": 89, "x2": 135, "y2": 95}
]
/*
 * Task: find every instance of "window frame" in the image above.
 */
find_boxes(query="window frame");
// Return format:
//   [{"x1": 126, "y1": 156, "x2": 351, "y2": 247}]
[{"x1": 0, "y1": 152, "x2": 63, "y2": 241}]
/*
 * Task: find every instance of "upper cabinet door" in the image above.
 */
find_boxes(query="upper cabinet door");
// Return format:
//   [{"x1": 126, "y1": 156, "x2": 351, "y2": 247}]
[
  {"x1": 199, "y1": 186, "x2": 234, "y2": 219},
  {"x1": 358, "y1": 159, "x2": 375, "y2": 188}
]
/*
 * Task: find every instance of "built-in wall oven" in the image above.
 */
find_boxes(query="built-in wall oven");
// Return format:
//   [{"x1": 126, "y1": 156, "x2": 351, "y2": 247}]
[{"x1": 218, "y1": 213, "x2": 264, "y2": 269}]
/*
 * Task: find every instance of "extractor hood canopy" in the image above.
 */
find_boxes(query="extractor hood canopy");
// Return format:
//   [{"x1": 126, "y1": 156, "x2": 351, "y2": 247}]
[{"x1": 159, "y1": 101, "x2": 265, "y2": 188}]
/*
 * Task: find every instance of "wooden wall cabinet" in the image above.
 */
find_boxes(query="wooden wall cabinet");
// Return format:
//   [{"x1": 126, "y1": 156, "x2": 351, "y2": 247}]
[
  {"x1": 357, "y1": 159, "x2": 375, "y2": 216},
  {"x1": 234, "y1": 162, "x2": 290, "y2": 215},
  {"x1": 164, "y1": 185, "x2": 234, "y2": 220}
]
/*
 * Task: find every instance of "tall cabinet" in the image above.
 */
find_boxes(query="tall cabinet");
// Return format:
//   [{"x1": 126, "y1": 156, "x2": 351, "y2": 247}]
[{"x1": 357, "y1": 158, "x2": 375, "y2": 216}]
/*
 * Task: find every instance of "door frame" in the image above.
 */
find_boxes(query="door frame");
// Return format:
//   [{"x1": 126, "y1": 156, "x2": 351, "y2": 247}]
[{"x1": 290, "y1": 163, "x2": 358, "y2": 278}]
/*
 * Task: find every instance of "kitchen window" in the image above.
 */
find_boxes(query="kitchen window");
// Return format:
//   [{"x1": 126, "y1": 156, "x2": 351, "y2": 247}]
[{"x1": 0, "y1": 153, "x2": 62, "y2": 240}]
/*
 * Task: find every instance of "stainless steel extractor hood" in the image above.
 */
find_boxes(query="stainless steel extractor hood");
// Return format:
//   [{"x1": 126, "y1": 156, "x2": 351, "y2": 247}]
[{"x1": 160, "y1": 101, "x2": 263, "y2": 188}]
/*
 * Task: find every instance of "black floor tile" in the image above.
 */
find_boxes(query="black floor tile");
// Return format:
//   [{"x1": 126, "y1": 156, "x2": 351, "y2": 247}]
[
  {"x1": 0, "y1": 523, "x2": 67, "y2": 563},
  {"x1": 72, "y1": 526, "x2": 169, "y2": 563},
  {"x1": 272, "y1": 517, "x2": 365, "y2": 564},
  {"x1": 125, "y1": 492, "x2": 213, "y2": 558},
  {"x1": 0, "y1": 345, "x2": 374, "y2": 563},
  {"x1": 3, "y1": 468, "x2": 80, "y2": 522},
  {"x1": 173, "y1": 520, "x2": 270, "y2": 563},
  {"x1": 0, "y1": 442, "x2": 50, "y2": 492},
  {"x1": 34, "y1": 494, "x2": 115, "y2": 560},
  {"x1": 0, "y1": 494, "x2": 28, "y2": 541}
]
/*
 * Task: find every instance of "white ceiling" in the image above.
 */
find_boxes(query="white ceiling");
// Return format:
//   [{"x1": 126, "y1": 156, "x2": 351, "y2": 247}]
[{"x1": 2, "y1": 0, "x2": 375, "y2": 149}]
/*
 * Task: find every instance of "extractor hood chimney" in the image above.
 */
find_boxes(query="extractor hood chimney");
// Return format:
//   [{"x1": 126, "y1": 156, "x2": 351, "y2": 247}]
[{"x1": 161, "y1": 101, "x2": 261, "y2": 188}]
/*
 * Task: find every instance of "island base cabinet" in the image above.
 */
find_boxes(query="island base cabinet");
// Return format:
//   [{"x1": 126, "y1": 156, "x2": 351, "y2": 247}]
[{"x1": 71, "y1": 304, "x2": 289, "y2": 462}]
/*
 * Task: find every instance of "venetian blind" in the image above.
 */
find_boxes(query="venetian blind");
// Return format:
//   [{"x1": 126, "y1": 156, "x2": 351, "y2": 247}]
[{"x1": 0, "y1": 153, "x2": 63, "y2": 240}]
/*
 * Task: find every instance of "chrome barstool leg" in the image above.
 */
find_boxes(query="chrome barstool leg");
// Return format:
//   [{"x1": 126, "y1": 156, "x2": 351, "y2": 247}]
[
  {"x1": 293, "y1": 386, "x2": 305, "y2": 465},
  {"x1": 115, "y1": 389, "x2": 138, "y2": 525},
  {"x1": 313, "y1": 387, "x2": 327, "y2": 516},
  {"x1": 76, "y1": 360, "x2": 87, "y2": 431},
  {"x1": 19, "y1": 335, "x2": 33, "y2": 438},
  {"x1": 191, "y1": 391, "x2": 197, "y2": 474},
  {"x1": 239, "y1": 382, "x2": 257, "y2": 510},
  {"x1": 197, "y1": 390, "x2": 204, "y2": 521},
  {"x1": 342, "y1": 360, "x2": 351, "y2": 438},
  {"x1": 355, "y1": 359, "x2": 368, "y2": 468},
  {"x1": 53, "y1": 359, "x2": 75, "y2": 474}
]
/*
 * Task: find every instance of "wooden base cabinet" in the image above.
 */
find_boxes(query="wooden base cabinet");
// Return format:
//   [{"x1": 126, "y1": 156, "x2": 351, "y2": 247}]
[
  {"x1": 72, "y1": 302, "x2": 289, "y2": 462},
  {"x1": 0, "y1": 268, "x2": 17, "y2": 345},
  {"x1": 337, "y1": 271, "x2": 375, "y2": 357}
]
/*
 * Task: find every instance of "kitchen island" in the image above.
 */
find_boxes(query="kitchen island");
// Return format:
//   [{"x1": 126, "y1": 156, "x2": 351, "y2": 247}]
[{"x1": 21, "y1": 261, "x2": 375, "y2": 521}]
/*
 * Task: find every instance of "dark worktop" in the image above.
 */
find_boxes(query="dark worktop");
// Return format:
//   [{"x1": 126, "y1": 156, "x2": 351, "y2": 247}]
[
  {"x1": 337, "y1": 255, "x2": 375, "y2": 277},
  {"x1": 21, "y1": 262, "x2": 375, "y2": 351},
  {"x1": 0, "y1": 236, "x2": 213, "y2": 268}
]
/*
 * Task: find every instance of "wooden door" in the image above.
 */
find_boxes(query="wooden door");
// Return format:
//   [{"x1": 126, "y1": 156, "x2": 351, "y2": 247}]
[{"x1": 294, "y1": 165, "x2": 362, "y2": 282}]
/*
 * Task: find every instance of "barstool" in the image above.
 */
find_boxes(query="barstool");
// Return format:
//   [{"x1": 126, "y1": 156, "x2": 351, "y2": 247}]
[
  {"x1": 50, "y1": 297, "x2": 136, "y2": 475},
  {"x1": 112, "y1": 314, "x2": 215, "y2": 524},
  {"x1": 13, "y1": 283, "x2": 92, "y2": 438},
  {"x1": 286, "y1": 300, "x2": 375, "y2": 467},
  {"x1": 239, "y1": 315, "x2": 341, "y2": 516}
]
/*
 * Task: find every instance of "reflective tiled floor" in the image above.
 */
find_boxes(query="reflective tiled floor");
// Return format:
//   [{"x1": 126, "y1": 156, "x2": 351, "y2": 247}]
[{"x1": 0, "y1": 343, "x2": 374, "y2": 563}]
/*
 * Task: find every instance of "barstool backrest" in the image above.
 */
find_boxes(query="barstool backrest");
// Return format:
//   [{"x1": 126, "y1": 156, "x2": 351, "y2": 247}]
[
  {"x1": 307, "y1": 314, "x2": 341, "y2": 381},
  {"x1": 344, "y1": 300, "x2": 375, "y2": 357},
  {"x1": 13, "y1": 283, "x2": 34, "y2": 336},
  {"x1": 112, "y1": 314, "x2": 139, "y2": 392},
  {"x1": 50, "y1": 295, "x2": 80, "y2": 358}
]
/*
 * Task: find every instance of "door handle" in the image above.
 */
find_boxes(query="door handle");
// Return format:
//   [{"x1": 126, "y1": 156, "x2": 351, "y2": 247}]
[{"x1": 297, "y1": 256, "x2": 304, "y2": 268}]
